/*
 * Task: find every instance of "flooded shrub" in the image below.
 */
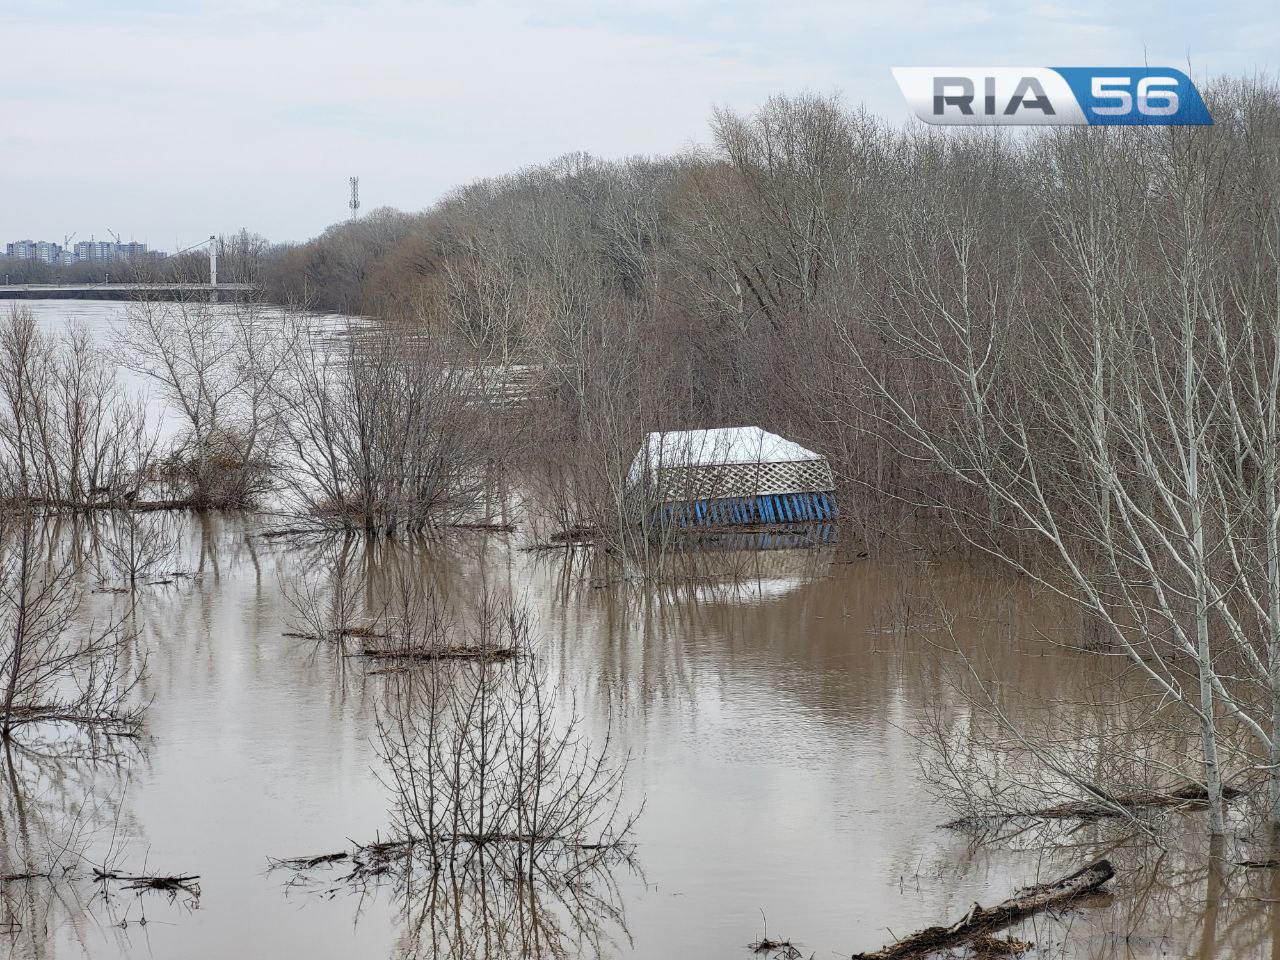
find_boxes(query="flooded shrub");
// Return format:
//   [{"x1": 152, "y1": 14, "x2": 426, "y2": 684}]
[
  {"x1": 0, "y1": 305, "x2": 152, "y2": 507},
  {"x1": 273, "y1": 591, "x2": 638, "y2": 959},
  {"x1": 115, "y1": 298, "x2": 286, "y2": 509},
  {"x1": 376, "y1": 604, "x2": 634, "y2": 864},
  {"x1": 150, "y1": 423, "x2": 273, "y2": 508},
  {"x1": 278, "y1": 320, "x2": 504, "y2": 534},
  {"x1": 97, "y1": 510, "x2": 178, "y2": 593}
]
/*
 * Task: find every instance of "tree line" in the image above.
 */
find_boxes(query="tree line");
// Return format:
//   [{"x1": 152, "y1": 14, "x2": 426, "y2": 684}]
[
  {"x1": 4, "y1": 78, "x2": 1280, "y2": 836},
  {"x1": 260, "y1": 77, "x2": 1280, "y2": 834}
]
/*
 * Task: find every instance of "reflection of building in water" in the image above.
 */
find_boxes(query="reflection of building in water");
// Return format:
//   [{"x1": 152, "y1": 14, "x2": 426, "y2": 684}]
[
  {"x1": 628, "y1": 526, "x2": 838, "y2": 601},
  {"x1": 627, "y1": 426, "x2": 837, "y2": 530},
  {"x1": 663, "y1": 522, "x2": 836, "y2": 552},
  {"x1": 645, "y1": 538, "x2": 837, "y2": 604}
]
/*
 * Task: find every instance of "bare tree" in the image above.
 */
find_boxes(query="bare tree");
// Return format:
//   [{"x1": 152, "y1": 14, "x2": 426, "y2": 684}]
[
  {"x1": 99, "y1": 510, "x2": 178, "y2": 595},
  {"x1": 277, "y1": 318, "x2": 500, "y2": 534},
  {"x1": 0, "y1": 305, "x2": 153, "y2": 507},
  {"x1": 840, "y1": 89, "x2": 1280, "y2": 833},
  {"x1": 273, "y1": 593, "x2": 637, "y2": 958},
  {"x1": 114, "y1": 297, "x2": 289, "y2": 508},
  {"x1": 374, "y1": 596, "x2": 633, "y2": 871}
]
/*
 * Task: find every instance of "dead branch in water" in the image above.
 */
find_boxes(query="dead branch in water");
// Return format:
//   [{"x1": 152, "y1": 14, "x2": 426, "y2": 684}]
[
  {"x1": 1, "y1": 870, "x2": 59, "y2": 883},
  {"x1": 942, "y1": 783, "x2": 1245, "y2": 829},
  {"x1": 282, "y1": 629, "x2": 519, "y2": 666},
  {"x1": 521, "y1": 540, "x2": 583, "y2": 552},
  {"x1": 4, "y1": 863, "x2": 200, "y2": 902},
  {"x1": 92, "y1": 867, "x2": 201, "y2": 897},
  {"x1": 282, "y1": 624, "x2": 385, "y2": 643},
  {"x1": 270, "y1": 838, "x2": 411, "y2": 885},
  {"x1": 447, "y1": 521, "x2": 516, "y2": 532},
  {"x1": 749, "y1": 936, "x2": 802, "y2": 959},
  {"x1": 357, "y1": 644, "x2": 518, "y2": 664},
  {"x1": 967, "y1": 935, "x2": 1033, "y2": 957},
  {"x1": 26, "y1": 498, "x2": 190, "y2": 514},
  {"x1": 749, "y1": 909, "x2": 803, "y2": 958},
  {"x1": 853, "y1": 859, "x2": 1114, "y2": 960},
  {"x1": 268, "y1": 851, "x2": 351, "y2": 870},
  {"x1": 255, "y1": 525, "x2": 332, "y2": 539}
]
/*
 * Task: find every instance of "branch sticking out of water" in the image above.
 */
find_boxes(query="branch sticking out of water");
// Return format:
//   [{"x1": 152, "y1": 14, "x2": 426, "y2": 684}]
[
  {"x1": 92, "y1": 868, "x2": 201, "y2": 898},
  {"x1": 853, "y1": 859, "x2": 1113, "y2": 960},
  {"x1": 750, "y1": 914, "x2": 803, "y2": 958},
  {"x1": 3, "y1": 863, "x2": 201, "y2": 904},
  {"x1": 941, "y1": 783, "x2": 1246, "y2": 830}
]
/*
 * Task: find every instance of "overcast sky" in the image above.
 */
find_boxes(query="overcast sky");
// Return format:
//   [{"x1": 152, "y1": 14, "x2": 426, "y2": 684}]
[{"x1": 2, "y1": 0, "x2": 1276, "y2": 250}]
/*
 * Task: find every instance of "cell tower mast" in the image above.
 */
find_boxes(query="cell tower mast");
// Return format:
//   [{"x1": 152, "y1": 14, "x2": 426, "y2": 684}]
[{"x1": 349, "y1": 177, "x2": 360, "y2": 221}]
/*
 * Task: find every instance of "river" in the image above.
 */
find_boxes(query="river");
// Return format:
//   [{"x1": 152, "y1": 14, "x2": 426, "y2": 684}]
[{"x1": 2, "y1": 299, "x2": 1275, "y2": 960}]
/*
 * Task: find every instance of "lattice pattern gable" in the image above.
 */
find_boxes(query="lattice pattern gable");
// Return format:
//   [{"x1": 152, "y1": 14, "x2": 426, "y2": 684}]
[{"x1": 651, "y1": 458, "x2": 834, "y2": 502}]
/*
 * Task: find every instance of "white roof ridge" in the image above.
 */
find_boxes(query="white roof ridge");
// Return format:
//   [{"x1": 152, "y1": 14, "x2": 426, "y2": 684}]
[{"x1": 627, "y1": 426, "x2": 825, "y2": 485}]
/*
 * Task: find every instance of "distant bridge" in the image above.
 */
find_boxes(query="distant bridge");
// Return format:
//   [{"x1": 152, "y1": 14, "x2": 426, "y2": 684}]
[{"x1": 0, "y1": 282, "x2": 257, "y2": 301}]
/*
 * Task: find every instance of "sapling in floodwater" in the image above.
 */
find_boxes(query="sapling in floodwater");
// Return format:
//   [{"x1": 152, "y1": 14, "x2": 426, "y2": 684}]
[
  {"x1": 100, "y1": 509, "x2": 178, "y2": 594},
  {"x1": 272, "y1": 594, "x2": 639, "y2": 959},
  {"x1": 376, "y1": 599, "x2": 635, "y2": 869}
]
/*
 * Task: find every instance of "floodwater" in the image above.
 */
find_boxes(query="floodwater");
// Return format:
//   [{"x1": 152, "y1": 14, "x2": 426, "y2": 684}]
[{"x1": 4, "y1": 300, "x2": 1280, "y2": 960}]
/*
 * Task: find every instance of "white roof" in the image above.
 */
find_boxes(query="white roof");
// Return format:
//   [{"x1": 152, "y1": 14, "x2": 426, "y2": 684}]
[{"x1": 627, "y1": 427, "x2": 822, "y2": 485}]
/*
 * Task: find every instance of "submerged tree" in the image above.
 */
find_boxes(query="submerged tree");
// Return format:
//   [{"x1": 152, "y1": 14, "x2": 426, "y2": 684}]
[
  {"x1": 115, "y1": 297, "x2": 289, "y2": 508},
  {"x1": 0, "y1": 305, "x2": 154, "y2": 507},
  {"x1": 376, "y1": 598, "x2": 634, "y2": 865},
  {"x1": 277, "y1": 318, "x2": 500, "y2": 534},
  {"x1": 99, "y1": 510, "x2": 178, "y2": 596},
  {"x1": 845, "y1": 86, "x2": 1280, "y2": 833},
  {"x1": 274, "y1": 594, "x2": 637, "y2": 958}
]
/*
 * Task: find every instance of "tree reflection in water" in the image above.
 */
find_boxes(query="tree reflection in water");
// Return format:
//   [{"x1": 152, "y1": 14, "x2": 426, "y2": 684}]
[
  {"x1": 394, "y1": 842, "x2": 633, "y2": 960},
  {"x1": 0, "y1": 732, "x2": 178, "y2": 958},
  {"x1": 0, "y1": 512, "x2": 200, "y2": 959}
]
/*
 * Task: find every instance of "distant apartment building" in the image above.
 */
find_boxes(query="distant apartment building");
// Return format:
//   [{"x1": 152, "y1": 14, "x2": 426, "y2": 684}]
[
  {"x1": 73, "y1": 240, "x2": 115, "y2": 262},
  {"x1": 5, "y1": 240, "x2": 63, "y2": 263},
  {"x1": 75, "y1": 240, "x2": 150, "y2": 262},
  {"x1": 4, "y1": 237, "x2": 164, "y2": 264}
]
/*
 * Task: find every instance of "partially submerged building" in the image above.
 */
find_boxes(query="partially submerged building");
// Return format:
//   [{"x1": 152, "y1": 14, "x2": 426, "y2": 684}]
[{"x1": 627, "y1": 426, "x2": 837, "y2": 528}]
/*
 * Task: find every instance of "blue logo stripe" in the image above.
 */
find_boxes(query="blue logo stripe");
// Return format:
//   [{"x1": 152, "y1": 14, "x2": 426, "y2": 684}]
[{"x1": 1051, "y1": 68, "x2": 1212, "y2": 126}]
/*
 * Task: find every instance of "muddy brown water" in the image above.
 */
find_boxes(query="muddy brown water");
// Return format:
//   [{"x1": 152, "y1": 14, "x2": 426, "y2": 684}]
[{"x1": 3, "y1": 301, "x2": 1279, "y2": 960}]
